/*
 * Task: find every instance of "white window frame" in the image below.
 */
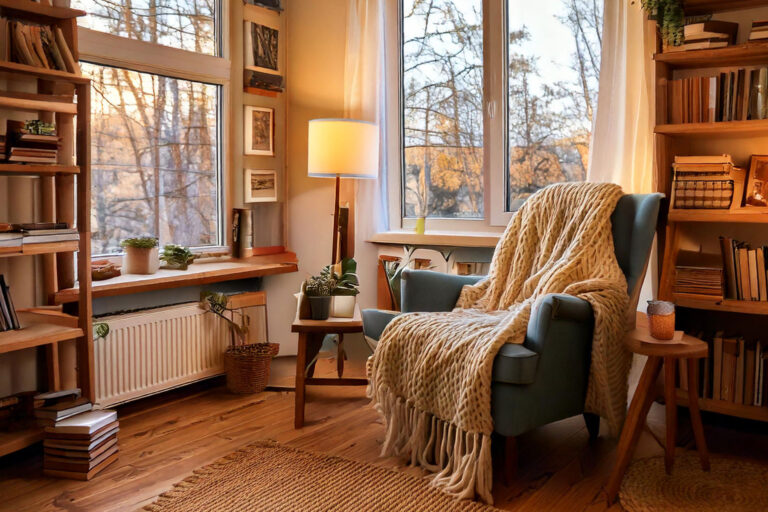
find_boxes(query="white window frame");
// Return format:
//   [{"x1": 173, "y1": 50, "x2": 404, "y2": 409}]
[{"x1": 77, "y1": 1, "x2": 231, "y2": 255}]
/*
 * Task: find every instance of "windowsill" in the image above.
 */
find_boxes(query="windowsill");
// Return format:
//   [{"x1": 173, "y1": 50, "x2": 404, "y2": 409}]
[
  {"x1": 54, "y1": 252, "x2": 298, "y2": 304},
  {"x1": 369, "y1": 231, "x2": 501, "y2": 248}
]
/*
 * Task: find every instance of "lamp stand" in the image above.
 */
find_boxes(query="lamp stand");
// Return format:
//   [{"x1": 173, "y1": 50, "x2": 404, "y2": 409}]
[{"x1": 331, "y1": 174, "x2": 340, "y2": 264}]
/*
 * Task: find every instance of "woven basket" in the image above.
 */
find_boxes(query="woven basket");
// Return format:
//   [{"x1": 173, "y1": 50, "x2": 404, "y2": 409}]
[{"x1": 223, "y1": 342, "x2": 280, "y2": 394}]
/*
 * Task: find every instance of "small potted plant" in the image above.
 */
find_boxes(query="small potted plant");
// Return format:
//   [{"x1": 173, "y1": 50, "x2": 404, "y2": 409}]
[
  {"x1": 121, "y1": 237, "x2": 159, "y2": 274},
  {"x1": 305, "y1": 273, "x2": 335, "y2": 320},
  {"x1": 160, "y1": 244, "x2": 195, "y2": 270},
  {"x1": 324, "y1": 258, "x2": 360, "y2": 318}
]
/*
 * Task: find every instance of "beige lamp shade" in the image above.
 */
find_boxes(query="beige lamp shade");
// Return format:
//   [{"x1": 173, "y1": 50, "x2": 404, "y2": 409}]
[{"x1": 307, "y1": 119, "x2": 379, "y2": 178}]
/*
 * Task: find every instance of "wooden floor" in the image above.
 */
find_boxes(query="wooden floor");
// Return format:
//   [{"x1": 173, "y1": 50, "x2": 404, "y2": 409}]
[{"x1": 1, "y1": 358, "x2": 767, "y2": 511}]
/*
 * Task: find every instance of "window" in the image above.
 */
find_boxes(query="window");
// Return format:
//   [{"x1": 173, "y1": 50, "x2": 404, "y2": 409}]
[
  {"x1": 74, "y1": 1, "x2": 226, "y2": 255},
  {"x1": 397, "y1": 0, "x2": 603, "y2": 226}
]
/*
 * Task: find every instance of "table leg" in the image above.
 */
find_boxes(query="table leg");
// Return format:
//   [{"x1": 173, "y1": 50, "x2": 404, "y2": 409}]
[
  {"x1": 686, "y1": 358, "x2": 710, "y2": 471},
  {"x1": 664, "y1": 357, "x2": 678, "y2": 474},
  {"x1": 295, "y1": 332, "x2": 307, "y2": 429},
  {"x1": 337, "y1": 333, "x2": 345, "y2": 378},
  {"x1": 305, "y1": 333, "x2": 324, "y2": 378},
  {"x1": 605, "y1": 355, "x2": 663, "y2": 503}
]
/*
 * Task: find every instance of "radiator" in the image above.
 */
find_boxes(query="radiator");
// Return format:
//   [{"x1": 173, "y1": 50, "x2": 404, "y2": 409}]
[{"x1": 94, "y1": 303, "x2": 235, "y2": 407}]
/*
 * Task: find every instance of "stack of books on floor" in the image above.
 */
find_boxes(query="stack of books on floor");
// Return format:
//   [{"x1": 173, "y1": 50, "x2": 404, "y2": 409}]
[
  {"x1": 666, "y1": 20, "x2": 738, "y2": 52},
  {"x1": 674, "y1": 250, "x2": 724, "y2": 298},
  {"x1": 749, "y1": 20, "x2": 768, "y2": 41},
  {"x1": 34, "y1": 389, "x2": 91, "y2": 426},
  {"x1": 6, "y1": 120, "x2": 60, "y2": 164},
  {"x1": 43, "y1": 409, "x2": 119, "y2": 480},
  {"x1": 719, "y1": 237, "x2": 768, "y2": 301},
  {"x1": 0, "y1": 275, "x2": 19, "y2": 332}
]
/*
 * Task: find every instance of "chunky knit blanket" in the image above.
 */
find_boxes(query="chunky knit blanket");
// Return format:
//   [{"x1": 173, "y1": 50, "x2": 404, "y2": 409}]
[{"x1": 367, "y1": 182, "x2": 631, "y2": 503}]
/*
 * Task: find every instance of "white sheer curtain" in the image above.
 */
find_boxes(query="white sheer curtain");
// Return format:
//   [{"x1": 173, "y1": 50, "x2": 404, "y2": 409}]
[
  {"x1": 344, "y1": 0, "x2": 391, "y2": 310},
  {"x1": 588, "y1": 0, "x2": 655, "y2": 193}
]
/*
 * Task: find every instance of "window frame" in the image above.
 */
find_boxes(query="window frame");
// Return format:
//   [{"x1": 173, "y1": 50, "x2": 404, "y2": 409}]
[{"x1": 77, "y1": 1, "x2": 230, "y2": 256}]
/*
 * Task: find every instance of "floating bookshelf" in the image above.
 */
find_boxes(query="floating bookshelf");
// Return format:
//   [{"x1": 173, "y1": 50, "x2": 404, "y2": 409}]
[
  {"x1": 0, "y1": 163, "x2": 79, "y2": 175},
  {"x1": 655, "y1": 119, "x2": 768, "y2": 138},
  {"x1": 655, "y1": 42, "x2": 768, "y2": 69}
]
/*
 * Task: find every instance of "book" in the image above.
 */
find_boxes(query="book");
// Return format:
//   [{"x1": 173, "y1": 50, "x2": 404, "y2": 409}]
[
  {"x1": 0, "y1": 275, "x2": 19, "y2": 330},
  {"x1": 34, "y1": 397, "x2": 92, "y2": 422},
  {"x1": 745, "y1": 340, "x2": 756, "y2": 405},
  {"x1": 22, "y1": 228, "x2": 78, "y2": 236},
  {"x1": 54, "y1": 26, "x2": 80, "y2": 75},
  {"x1": 44, "y1": 436, "x2": 118, "y2": 460},
  {"x1": 685, "y1": 21, "x2": 738, "y2": 43},
  {"x1": 735, "y1": 337, "x2": 746, "y2": 404},
  {"x1": 719, "y1": 236, "x2": 739, "y2": 299},
  {"x1": 737, "y1": 246, "x2": 750, "y2": 301},
  {"x1": 35, "y1": 388, "x2": 81, "y2": 401},
  {"x1": 755, "y1": 341, "x2": 763, "y2": 406},
  {"x1": 721, "y1": 337, "x2": 739, "y2": 402},
  {"x1": 44, "y1": 427, "x2": 119, "y2": 451},
  {"x1": 749, "y1": 249, "x2": 760, "y2": 300},
  {"x1": 759, "y1": 249, "x2": 768, "y2": 301},
  {"x1": 44, "y1": 444, "x2": 119, "y2": 472},
  {"x1": 44, "y1": 452, "x2": 118, "y2": 481},
  {"x1": 22, "y1": 233, "x2": 79, "y2": 244},
  {"x1": 713, "y1": 332, "x2": 724, "y2": 401},
  {"x1": 0, "y1": 233, "x2": 22, "y2": 248},
  {"x1": 45, "y1": 410, "x2": 117, "y2": 436}
]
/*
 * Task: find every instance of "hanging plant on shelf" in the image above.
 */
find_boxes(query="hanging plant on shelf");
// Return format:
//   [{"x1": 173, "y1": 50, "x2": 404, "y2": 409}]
[{"x1": 640, "y1": 0, "x2": 685, "y2": 47}]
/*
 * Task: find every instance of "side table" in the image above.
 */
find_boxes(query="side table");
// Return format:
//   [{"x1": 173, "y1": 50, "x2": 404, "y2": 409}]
[
  {"x1": 291, "y1": 306, "x2": 367, "y2": 428},
  {"x1": 605, "y1": 328, "x2": 710, "y2": 503}
]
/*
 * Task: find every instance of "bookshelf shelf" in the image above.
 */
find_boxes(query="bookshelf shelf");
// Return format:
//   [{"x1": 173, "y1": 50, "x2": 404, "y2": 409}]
[
  {"x1": 676, "y1": 390, "x2": 768, "y2": 422},
  {"x1": 0, "y1": 427, "x2": 44, "y2": 458},
  {"x1": 668, "y1": 209, "x2": 768, "y2": 223},
  {"x1": 0, "y1": 315, "x2": 83, "y2": 354},
  {"x1": 0, "y1": 0, "x2": 85, "y2": 20},
  {"x1": 0, "y1": 241, "x2": 79, "y2": 259},
  {"x1": 0, "y1": 61, "x2": 88, "y2": 84},
  {"x1": 674, "y1": 294, "x2": 768, "y2": 315},
  {"x1": 0, "y1": 163, "x2": 79, "y2": 175},
  {"x1": 655, "y1": 119, "x2": 768, "y2": 138},
  {"x1": 655, "y1": 43, "x2": 768, "y2": 69},
  {"x1": 683, "y1": 0, "x2": 768, "y2": 15},
  {"x1": 0, "y1": 93, "x2": 78, "y2": 114}
]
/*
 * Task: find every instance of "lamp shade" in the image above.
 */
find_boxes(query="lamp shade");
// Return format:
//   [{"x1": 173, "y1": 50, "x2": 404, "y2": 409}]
[{"x1": 307, "y1": 118, "x2": 378, "y2": 178}]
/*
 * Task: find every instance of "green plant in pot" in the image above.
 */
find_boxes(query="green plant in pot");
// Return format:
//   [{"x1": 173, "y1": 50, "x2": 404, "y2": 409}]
[
  {"x1": 121, "y1": 237, "x2": 159, "y2": 275},
  {"x1": 322, "y1": 258, "x2": 360, "y2": 318},
  {"x1": 160, "y1": 244, "x2": 195, "y2": 270},
  {"x1": 305, "y1": 273, "x2": 335, "y2": 320},
  {"x1": 641, "y1": 0, "x2": 684, "y2": 48}
]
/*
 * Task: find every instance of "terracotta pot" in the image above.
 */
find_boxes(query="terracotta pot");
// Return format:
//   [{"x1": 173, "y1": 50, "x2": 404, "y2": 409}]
[
  {"x1": 331, "y1": 295, "x2": 356, "y2": 318},
  {"x1": 123, "y1": 246, "x2": 159, "y2": 275}
]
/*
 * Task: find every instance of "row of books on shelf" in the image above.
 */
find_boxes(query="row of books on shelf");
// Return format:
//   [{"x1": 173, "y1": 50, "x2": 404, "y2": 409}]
[
  {"x1": 0, "y1": 17, "x2": 80, "y2": 74},
  {"x1": 681, "y1": 334, "x2": 768, "y2": 408},
  {"x1": 0, "y1": 120, "x2": 61, "y2": 164},
  {"x1": 664, "y1": 19, "x2": 768, "y2": 53},
  {"x1": 667, "y1": 68, "x2": 768, "y2": 124},
  {"x1": 0, "y1": 275, "x2": 19, "y2": 332},
  {"x1": 0, "y1": 222, "x2": 79, "y2": 253}
]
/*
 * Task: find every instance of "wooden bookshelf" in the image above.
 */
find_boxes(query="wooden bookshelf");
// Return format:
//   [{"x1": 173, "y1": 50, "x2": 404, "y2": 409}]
[
  {"x1": 655, "y1": 2, "x2": 768, "y2": 425},
  {"x1": 0, "y1": 2, "x2": 92, "y2": 458}
]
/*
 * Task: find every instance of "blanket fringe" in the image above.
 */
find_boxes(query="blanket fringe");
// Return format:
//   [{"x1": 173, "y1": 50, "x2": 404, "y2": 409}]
[{"x1": 371, "y1": 385, "x2": 494, "y2": 504}]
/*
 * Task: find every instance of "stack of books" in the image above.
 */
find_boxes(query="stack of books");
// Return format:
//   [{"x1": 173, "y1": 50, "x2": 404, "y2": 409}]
[
  {"x1": 674, "y1": 250, "x2": 724, "y2": 298},
  {"x1": 0, "y1": 275, "x2": 19, "y2": 332},
  {"x1": 666, "y1": 20, "x2": 738, "y2": 52},
  {"x1": 0, "y1": 232, "x2": 22, "y2": 253},
  {"x1": 0, "y1": 18, "x2": 81, "y2": 74},
  {"x1": 33, "y1": 389, "x2": 92, "y2": 427},
  {"x1": 719, "y1": 237, "x2": 768, "y2": 301},
  {"x1": 749, "y1": 20, "x2": 768, "y2": 41},
  {"x1": 19, "y1": 227, "x2": 79, "y2": 245},
  {"x1": 43, "y1": 409, "x2": 119, "y2": 480},
  {"x1": 694, "y1": 334, "x2": 768, "y2": 407},
  {"x1": 6, "y1": 120, "x2": 60, "y2": 164}
]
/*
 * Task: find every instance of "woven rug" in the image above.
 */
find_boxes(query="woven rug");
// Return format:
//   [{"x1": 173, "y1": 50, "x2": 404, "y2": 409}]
[
  {"x1": 620, "y1": 453, "x2": 768, "y2": 511},
  {"x1": 143, "y1": 441, "x2": 501, "y2": 511}
]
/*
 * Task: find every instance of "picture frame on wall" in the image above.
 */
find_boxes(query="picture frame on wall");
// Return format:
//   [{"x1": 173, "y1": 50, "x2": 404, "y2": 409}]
[
  {"x1": 745, "y1": 155, "x2": 768, "y2": 208},
  {"x1": 244, "y1": 106, "x2": 274, "y2": 156},
  {"x1": 243, "y1": 5, "x2": 284, "y2": 92},
  {"x1": 245, "y1": 169, "x2": 278, "y2": 203}
]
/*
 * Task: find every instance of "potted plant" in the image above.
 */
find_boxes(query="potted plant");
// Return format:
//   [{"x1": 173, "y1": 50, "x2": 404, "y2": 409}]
[
  {"x1": 200, "y1": 291, "x2": 279, "y2": 394},
  {"x1": 160, "y1": 244, "x2": 195, "y2": 270},
  {"x1": 324, "y1": 258, "x2": 360, "y2": 318},
  {"x1": 121, "y1": 237, "x2": 159, "y2": 274},
  {"x1": 305, "y1": 273, "x2": 335, "y2": 320}
]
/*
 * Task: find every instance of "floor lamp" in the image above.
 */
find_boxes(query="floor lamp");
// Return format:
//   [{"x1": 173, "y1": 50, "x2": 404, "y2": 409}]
[{"x1": 307, "y1": 118, "x2": 379, "y2": 264}]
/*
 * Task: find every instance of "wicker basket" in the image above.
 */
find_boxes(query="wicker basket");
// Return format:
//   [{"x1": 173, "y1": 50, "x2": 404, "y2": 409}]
[{"x1": 223, "y1": 342, "x2": 280, "y2": 394}]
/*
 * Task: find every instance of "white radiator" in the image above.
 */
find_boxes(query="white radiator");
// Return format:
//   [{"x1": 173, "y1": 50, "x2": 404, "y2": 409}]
[{"x1": 94, "y1": 303, "x2": 234, "y2": 407}]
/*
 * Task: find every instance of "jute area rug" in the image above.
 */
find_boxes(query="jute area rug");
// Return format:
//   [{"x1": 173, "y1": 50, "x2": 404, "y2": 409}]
[
  {"x1": 143, "y1": 441, "x2": 501, "y2": 511},
  {"x1": 620, "y1": 453, "x2": 768, "y2": 512}
]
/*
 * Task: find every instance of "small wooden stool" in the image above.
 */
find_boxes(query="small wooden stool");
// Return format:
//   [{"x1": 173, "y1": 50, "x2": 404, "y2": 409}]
[
  {"x1": 291, "y1": 306, "x2": 367, "y2": 429},
  {"x1": 605, "y1": 328, "x2": 710, "y2": 503}
]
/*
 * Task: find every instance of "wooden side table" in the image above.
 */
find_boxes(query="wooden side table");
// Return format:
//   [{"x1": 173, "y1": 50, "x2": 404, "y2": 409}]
[
  {"x1": 605, "y1": 328, "x2": 710, "y2": 503},
  {"x1": 291, "y1": 306, "x2": 367, "y2": 428}
]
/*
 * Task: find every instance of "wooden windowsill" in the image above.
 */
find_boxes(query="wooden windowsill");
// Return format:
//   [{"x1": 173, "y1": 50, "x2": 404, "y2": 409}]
[
  {"x1": 54, "y1": 252, "x2": 299, "y2": 304},
  {"x1": 369, "y1": 231, "x2": 501, "y2": 248}
]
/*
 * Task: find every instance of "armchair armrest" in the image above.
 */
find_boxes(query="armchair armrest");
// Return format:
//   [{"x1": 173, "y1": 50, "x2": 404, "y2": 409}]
[
  {"x1": 401, "y1": 269, "x2": 483, "y2": 313},
  {"x1": 525, "y1": 294, "x2": 594, "y2": 354}
]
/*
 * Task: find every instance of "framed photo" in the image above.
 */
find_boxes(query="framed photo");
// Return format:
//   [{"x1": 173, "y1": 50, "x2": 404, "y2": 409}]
[
  {"x1": 746, "y1": 155, "x2": 768, "y2": 208},
  {"x1": 245, "y1": 169, "x2": 278, "y2": 203},
  {"x1": 244, "y1": 106, "x2": 274, "y2": 156},
  {"x1": 243, "y1": 7, "x2": 283, "y2": 78}
]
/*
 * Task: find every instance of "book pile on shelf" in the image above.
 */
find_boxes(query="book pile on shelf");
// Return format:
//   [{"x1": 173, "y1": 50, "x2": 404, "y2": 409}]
[
  {"x1": 43, "y1": 409, "x2": 119, "y2": 480},
  {"x1": 6, "y1": 120, "x2": 59, "y2": 164},
  {"x1": 0, "y1": 275, "x2": 19, "y2": 332},
  {"x1": 17, "y1": 222, "x2": 78, "y2": 245},
  {"x1": 666, "y1": 20, "x2": 738, "y2": 52},
  {"x1": 674, "y1": 250, "x2": 724, "y2": 298},
  {"x1": 749, "y1": 20, "x2": 768, "y2": 41},
  {"x1": 719, "y1": 237, "x2": 768, "y2": 301},
  {"x1": 0, "y1": 18, "x2": 81, "y2": 74},
  {"x1": 671, "y1": 155, "x2": 745, "y2": 210},
  {"x1": 34, "y1": 389, "x2": 91, "y2": 427},
  {"x1": 686, "y1": 333, "x2": 768, "y2": 408}
]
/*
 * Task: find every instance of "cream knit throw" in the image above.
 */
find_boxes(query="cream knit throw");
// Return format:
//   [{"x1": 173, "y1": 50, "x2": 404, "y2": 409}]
[{"x1": 367, "y1": 182, "x2": 631, "y2": 504}]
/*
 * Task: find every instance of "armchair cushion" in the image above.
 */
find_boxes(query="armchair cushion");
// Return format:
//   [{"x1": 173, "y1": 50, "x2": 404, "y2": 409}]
[
  {"x1": 491, "y1": 344, "x2": 539, "y2": 385},
  {"x1": 361, "y1": 309, "x2": 399, "y2": 347},
  {"x1": 401, "y1": 270, "x2": 483, "y2": 313}
]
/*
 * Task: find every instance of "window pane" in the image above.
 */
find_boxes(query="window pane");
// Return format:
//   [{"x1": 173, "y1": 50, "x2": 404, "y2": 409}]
[
  {"x1": 507, "y1": 0, "x2": 602, "y2": 210},
  {"x1": 72, "y1": 0, "x2": 217, "y2": 56},
  {"x1": 84, "y1": 63, "x2": 220, "y2": 255},
  {"x1": 402, "y1": 0, "x2": 484, "y2": 219}
]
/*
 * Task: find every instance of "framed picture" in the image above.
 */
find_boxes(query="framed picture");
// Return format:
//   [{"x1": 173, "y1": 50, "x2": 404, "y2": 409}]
[
  {"x1": 245, "y1": 169, "x2": 278, "y2": 203},
  {"x1": 243, "y1": 7, "x2": 283, "y2": 78},
  {"x1": 745, "y1": 155, "x2": 768, "y2": 208},
  {"x1": 244, "y1": 106, "x2": 274, "y2": 156}
]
